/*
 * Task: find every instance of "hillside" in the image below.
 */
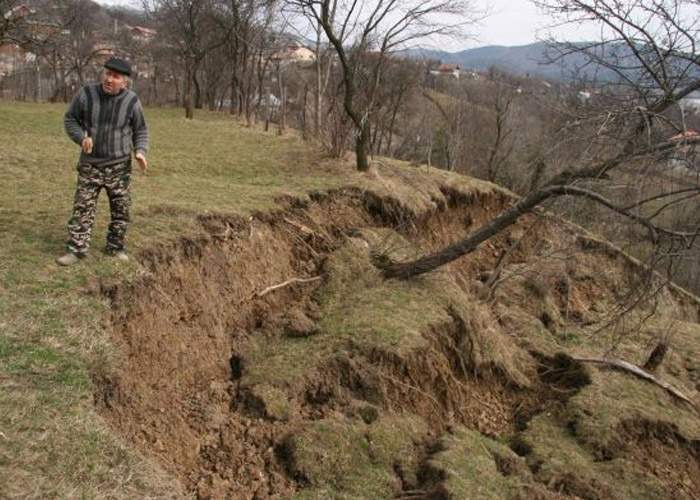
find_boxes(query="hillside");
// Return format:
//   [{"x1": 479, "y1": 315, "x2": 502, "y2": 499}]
[
  {"x1": 1, "y1": 101, "x2": 699, "y2": 499},
  {"x1": 406, "y1": 42, "x2": 624, "y2": 82}
]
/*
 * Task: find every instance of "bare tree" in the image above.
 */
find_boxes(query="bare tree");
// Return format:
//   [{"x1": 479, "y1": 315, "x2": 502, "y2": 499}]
[
  {"x1": 12, "y1": 0, "x2": 114, "y2": 101},
  {"x1": 215, "y1": 0, "x2": 281, "y2": 125},
  {"x1": 482, "y1": 81, "x2": 515, "y2": 182},
  {"x1": 285, "y1": 0, "x2": 477, "y2": 171},
  {"x1": 145, "y1": 0, "x2": 231, "y2": 119},
  {"x1": 382, "y1": 0, "x2": 700, "y2": 279},
  {"x1": 221, "y1": 0, "x2": 257, "y2": 116},
  {"x1": 311, "y1": 18, "x2": 333, "y2": 137},
  {"x1": 59, "y1": 0, "x2": 111, "y2": 86},
  {"x1": 369, "y1": 57, "x2": 423, "y2": 157}
]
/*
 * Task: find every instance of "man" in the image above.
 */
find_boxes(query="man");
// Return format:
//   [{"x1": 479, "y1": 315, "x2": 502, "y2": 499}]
[{"x1": 56, "y1": 57, "x2": 149, "y2": 266}]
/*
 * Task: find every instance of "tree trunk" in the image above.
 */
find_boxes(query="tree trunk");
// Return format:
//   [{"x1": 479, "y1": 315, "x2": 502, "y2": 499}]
[
  {"x1": 382, "y1": 189, "x2": 547, "y2": 279},
  {"x1": 184, "y1": 64, "x2": 194, "y2": 119},
  {"x1": 318, "y1": 10, "x2": 370, "y2": 172},
  {"x1": 277, "y1": 62, "x2": 286, "y2": 135},
  {"x1": 151, "y1": 67, "x2": 158, "y2": 106},
  {"x1": 50, "y1": 63, "x2": 61, "y2": 102},
  {"x1": 386, "y1": 102, "x2": 400, "y2": 156},
  {"x1": 239, "y1": 43, "x2": 250, "y2": 117},
  {"x1": 193, "y1": 70, "x2": 202, "y2": 109},
  {"x1": 380, "y1": 177, "x2": 682, "y2": 280},
  {"x1": 371, "y1": 113, "x2": 382, "y2": 155},
  {"x1": 301, "y1": 84, "x2": 309, "y2": 139},
  {"x1": 355, "y1": 121, "x2": 371, "y2": 172},
  {"x1": 76, "y1": 64, "x2": 84, "y2": 87},
  {"x1": 314, "y1": 35, "x2": 322, "y2": 137},
  {"x1": 172, "y1": 69, "x2": 181, "y2": 106},
  {"x1": 229, "y1": 73, "x2": 239, "y2": 115},
  {"x1": 278, "y1": 85, "x2": 287, "y2": 135}
]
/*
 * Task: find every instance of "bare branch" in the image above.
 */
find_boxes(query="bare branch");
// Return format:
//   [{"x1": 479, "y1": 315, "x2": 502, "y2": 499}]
[{"x1": 574, "y1": 356, "x2": 698, "y2": 411}]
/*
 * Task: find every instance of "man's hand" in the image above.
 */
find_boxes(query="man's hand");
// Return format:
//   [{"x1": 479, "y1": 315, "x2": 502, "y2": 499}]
[
  {"x1": 135, "y1": 152, "x2": 148, "y2": 173},
  {"x1": 81, "y1": 136, "x2": 93, "y2": 154}
]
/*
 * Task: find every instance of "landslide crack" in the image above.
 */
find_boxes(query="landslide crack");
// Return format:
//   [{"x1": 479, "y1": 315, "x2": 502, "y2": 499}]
[{"x1": 94, "y1": 184, "x2": 695, "y2": 500}]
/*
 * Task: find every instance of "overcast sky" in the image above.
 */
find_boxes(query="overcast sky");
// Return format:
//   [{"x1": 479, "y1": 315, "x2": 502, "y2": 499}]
[{"x1": 95, "y1": 0, "x2": 602, "y2": 51}]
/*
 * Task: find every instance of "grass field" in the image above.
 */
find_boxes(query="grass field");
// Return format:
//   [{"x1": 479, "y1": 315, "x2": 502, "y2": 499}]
[{"x1": 0, "y1": 101, "x2": 350, "y2": 498}]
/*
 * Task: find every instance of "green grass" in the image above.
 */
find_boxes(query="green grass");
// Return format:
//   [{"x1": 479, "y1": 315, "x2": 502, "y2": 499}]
[
  {"x1": 521, "y1": 413, "x2": 671, "y2": 500},
  {"x1": 288, "y1": 415, "x2": 428, "y2": 499},
  {"x1": 429, "y1": 427, "x2": 534, "y2": 499},
  {"x1": 565, "y1": 369, "x2": 700, "y2": 453},
  {"x1": 517, "y1": 366, "x2": 700, "y2": 500},
  {"x1": 242, "y1": 230, "x2": 453, "y2": 389},
  {"x1": 0, "y1": 100, "x2": 349, "y2": 498}
]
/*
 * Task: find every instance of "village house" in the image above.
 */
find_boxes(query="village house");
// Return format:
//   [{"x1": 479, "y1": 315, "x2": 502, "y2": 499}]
[
  {"x1": 668, "y1": 129, "x2": 700, "y2": 174},
  {"x1": 126, "y1": 25, "x2": 157, "y2": 43},
  {"x1": 271, "y1": 44, "x2": 316, "y2": 64},
  {"x1": 1, "y1": 3, "x2": 33, "y2": 76},
  {"x1": 0, "y1": 44, "x2": 30, "y2": 76},
  {"x1": 429, "y1": 63, "x2": 461, "y2": 79}
]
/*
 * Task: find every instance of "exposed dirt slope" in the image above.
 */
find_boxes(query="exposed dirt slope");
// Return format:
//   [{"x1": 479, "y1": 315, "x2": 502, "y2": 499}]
[{"x1": 95, "y1": 163, "x2": 700, "y2": 499}]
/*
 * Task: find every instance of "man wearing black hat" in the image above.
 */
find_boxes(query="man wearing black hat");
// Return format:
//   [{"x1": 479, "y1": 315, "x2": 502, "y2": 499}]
[{"x1": 57, "y1": 57, "x2": 149, "y2": 266}]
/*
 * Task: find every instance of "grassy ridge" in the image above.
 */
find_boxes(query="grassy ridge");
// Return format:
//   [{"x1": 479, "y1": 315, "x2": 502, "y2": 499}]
[{"x1": 0, "y1": 101, "x2": 346, "y2": 498}]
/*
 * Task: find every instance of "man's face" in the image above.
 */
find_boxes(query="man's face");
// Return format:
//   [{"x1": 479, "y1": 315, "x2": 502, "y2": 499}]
[{"x1": 102, "y1": 69, "x2": 128, "y2": 95}]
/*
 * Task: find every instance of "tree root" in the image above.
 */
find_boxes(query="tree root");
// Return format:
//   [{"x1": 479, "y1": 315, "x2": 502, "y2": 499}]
[{"x1": 255, "y1": 276, "x2": 323, "y2": 298}]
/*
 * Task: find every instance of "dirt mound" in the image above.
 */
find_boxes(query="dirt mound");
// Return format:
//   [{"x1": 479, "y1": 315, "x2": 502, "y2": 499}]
[{"x1": 94, "y1": 166, "x2": 700, "y2": 499}]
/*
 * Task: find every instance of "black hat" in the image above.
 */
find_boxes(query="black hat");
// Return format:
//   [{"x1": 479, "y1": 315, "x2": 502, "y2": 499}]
[{"x1": 104, "y1": 57, "x2": 132, "y2": 77}]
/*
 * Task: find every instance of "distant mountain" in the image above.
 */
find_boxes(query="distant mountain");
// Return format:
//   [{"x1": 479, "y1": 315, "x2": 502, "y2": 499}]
[{"x1": 403, "y1": 42, "x2": 621, "y2": 82}]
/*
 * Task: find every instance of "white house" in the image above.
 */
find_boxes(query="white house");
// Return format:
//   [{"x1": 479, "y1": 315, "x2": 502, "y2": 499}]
[
  {"x1": 429, "y1": 63, "x2": 460, "y2": 79},
  {"x1": 271, "y1": 45, "x2": 316, "y2": 64}
]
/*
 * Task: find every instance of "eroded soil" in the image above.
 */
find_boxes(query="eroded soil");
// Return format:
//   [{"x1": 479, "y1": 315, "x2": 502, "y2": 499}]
[{"x1": 94, "y1": 174, "x2": 700, "y2": 499}]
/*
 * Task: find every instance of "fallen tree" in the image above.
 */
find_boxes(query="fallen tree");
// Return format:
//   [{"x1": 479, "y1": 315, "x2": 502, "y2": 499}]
[{"x1": 380, "y1": 0, "x2": 700, "y2": 280}]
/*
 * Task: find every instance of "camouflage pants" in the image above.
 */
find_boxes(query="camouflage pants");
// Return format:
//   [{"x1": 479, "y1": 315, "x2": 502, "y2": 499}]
[{"x1": 67, "y1": 161, "x2": 132, "y2": 256}]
